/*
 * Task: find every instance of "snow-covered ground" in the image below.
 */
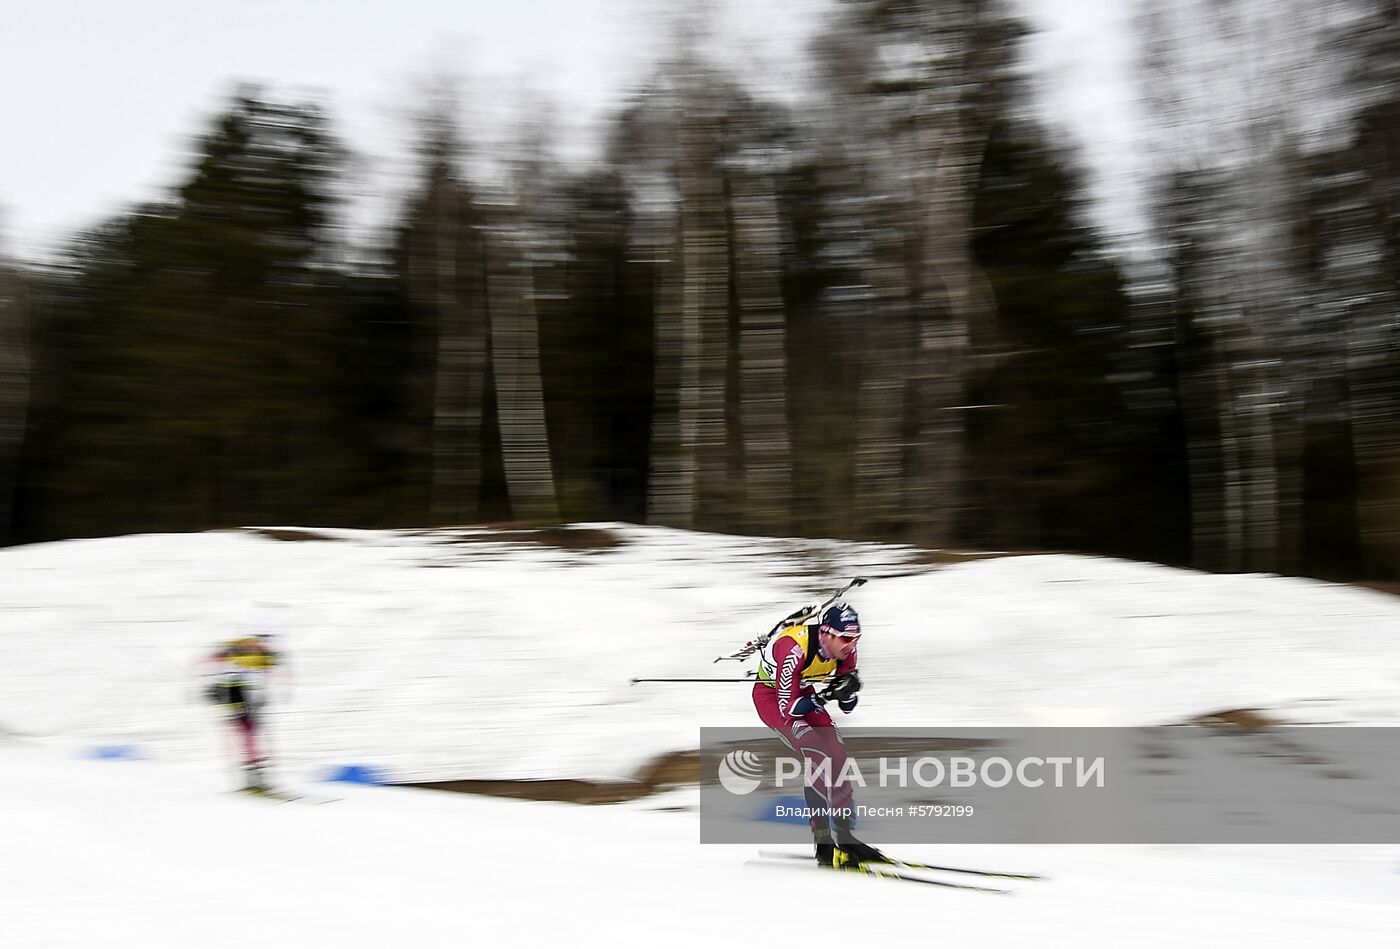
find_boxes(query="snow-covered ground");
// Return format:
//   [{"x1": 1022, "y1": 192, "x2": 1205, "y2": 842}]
[
  {"x1": 3, "y1": 524, "x2": 1400, "y2": 946},
  {"x1": 4, "y1": 524, "x2": 1400, "y2": 781},
  {"x1": 3, "y1": 739, "x2": 1398, "y2": 948}
]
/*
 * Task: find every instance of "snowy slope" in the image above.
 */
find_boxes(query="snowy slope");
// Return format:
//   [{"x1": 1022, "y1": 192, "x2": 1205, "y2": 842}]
[
  {"x1": 2, "y1": 524, "x2": 1400, "y2": 783},
  {"x1": 4, "y1": 524, "x2": 1400, "y2": 948},
  {"x1": 3, "y1": 739, "x2": 1398, "y2": 949}
]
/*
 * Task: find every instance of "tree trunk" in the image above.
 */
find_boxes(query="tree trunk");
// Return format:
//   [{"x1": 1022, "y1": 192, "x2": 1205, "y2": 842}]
[
  {"x1": 407, "y1": 170, "x2": 487, "y2": 525},
  {"x1": 854, "y1": 189, "x2": 910, "y2": 540},
  {"x1": 485, "y1": 204, "x2": 560, "y2": 524},
  {"x1": 910, "y1": 105, "x2": 995, "y2": 548},
  {"x1": 647, "y1": 216, "x2": 692, "y2": 528},
  {"x1": 648, "y1": 102, "x2": 727, "y2": 530},
  {"x1": 690, "y1": 144, "x2": 730, "y2": 529},
  {"x1": 733, "y1": 172, "x2": 792, "y2": 534},
  {"x1": 0, "y1": 266, "x2": 30, "y2": 544}
]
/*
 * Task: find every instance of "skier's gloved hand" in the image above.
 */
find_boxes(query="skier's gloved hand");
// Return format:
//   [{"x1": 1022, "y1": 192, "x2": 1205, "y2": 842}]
[
  {"x1": 838, "y1": 695, "x2": 859, "y2": 714},
  {"x1": 791, "y1": 693, "x2": 826, "y2": 717},
  {"x1": 824, "y1": 671, "x2": 862, "y2": 703}
]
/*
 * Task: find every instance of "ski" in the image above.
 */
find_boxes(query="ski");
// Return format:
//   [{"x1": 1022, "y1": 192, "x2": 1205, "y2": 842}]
[
  {"x1": 841, "y1": 861, "x2": 1010, "y2": 894},
  {"x1": 233, "y1": 787, "x2": 338, "y2": 805},
  {"x1": 879, "y1": 857, "x2": 1044, "y2": 881},
  {"x1": 753, "y1": 852, "x2": 1010, "y2": 894},
  {"x1": 757, "y1": 849, "x2": 1043, "y2": 881},
  {"x1": 235, "y1": 787, "x2": 301, "y2": 803},
  {"x1": 232, "y1": 787, "x2": 297, "y2": 803}
]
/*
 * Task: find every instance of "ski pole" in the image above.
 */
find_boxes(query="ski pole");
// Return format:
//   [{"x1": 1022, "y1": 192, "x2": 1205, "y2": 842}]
[
  {"x1": 630, "y1": 676, "x2": 838, "y2": 685},
  {"x1": 631, "y1": 677, "x2": 759, "y2": 684}
]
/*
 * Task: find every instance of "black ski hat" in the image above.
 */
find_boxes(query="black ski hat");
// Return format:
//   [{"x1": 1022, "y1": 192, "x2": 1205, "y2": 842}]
[{"x1": 819, "y1": 603, "x2": 861, "y2": 637}]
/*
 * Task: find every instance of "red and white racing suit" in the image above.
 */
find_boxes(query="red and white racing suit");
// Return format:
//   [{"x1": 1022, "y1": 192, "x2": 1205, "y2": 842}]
[{"x1": 751, "y1": 624, "x2": 858, "y2": 819}]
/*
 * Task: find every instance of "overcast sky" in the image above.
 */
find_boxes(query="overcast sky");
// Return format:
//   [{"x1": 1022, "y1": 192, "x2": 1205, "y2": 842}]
[{"x1": 0, "y1": 0, "x2": 1148, "y2": 261}]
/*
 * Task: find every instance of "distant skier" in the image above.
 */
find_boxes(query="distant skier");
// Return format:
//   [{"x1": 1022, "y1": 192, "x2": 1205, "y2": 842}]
[
  {"x1": 753, "y1": 601, "x2": 886, "y2": 868},
  {"x1": 201, "y1": 632, "x2": 282, "y2": 792}
]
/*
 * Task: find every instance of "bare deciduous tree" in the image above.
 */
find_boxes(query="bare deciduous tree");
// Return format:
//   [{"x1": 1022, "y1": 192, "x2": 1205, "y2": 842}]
[
  {"x1": 1140, "y1": 0, "x2": 1354, "y2": 571},
  {"x1": 404, "y1": 119, "x2": 489, "y2": 525},
  {"x1": 486, "y1": 101, "x2": 562, "y2": 523},
  {"x1": 815, "y1": 0, "x2": 1006, "y2": 545},
  {"x1": 733, "y1": 167, "x2": 792, "y2": 532}
]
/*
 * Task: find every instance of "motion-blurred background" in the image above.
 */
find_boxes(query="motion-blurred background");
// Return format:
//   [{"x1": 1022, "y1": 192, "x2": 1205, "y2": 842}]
[{"x1": 2, "y1": 0, "x2": 1398, "y2": 583}]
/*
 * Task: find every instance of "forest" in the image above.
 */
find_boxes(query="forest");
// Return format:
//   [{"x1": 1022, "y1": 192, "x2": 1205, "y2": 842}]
[{"x1": 2, "y1": 0, "x2": 1399, "y2": 582}]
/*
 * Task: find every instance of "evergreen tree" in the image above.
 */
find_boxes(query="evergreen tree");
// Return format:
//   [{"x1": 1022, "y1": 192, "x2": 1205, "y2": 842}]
[
  {"x1": 967, "y1": 119, "x2": 1171, "y2": 559},
  {"x1": 35, "y1": 89, "x2": 356, "y2": 535},
  {"x1": 541, "y1": 168, "x2": 654, "y2": 522}
]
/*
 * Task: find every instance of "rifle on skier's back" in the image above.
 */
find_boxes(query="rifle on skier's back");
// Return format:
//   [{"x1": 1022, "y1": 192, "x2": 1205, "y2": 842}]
[
  {"x1": 713, "y1": 576, "x2": 868, "y2": 663},
  {"x1": 628, "y1": 577, "x2": 868, "y2": 685}
]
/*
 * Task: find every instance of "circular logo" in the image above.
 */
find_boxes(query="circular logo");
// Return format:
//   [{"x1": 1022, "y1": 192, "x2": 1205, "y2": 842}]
[{"x1": 717, "y1": 749, "x2": 764, "y2": 795}]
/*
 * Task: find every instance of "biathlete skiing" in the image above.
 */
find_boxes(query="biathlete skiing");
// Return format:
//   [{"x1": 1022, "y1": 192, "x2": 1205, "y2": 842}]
[
  {"x1": 200, "y1": 632, "x2": 282, "y2": 792},
  {"x1": 752, "y1": 599, "x2": 887, "y2": 869}
]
